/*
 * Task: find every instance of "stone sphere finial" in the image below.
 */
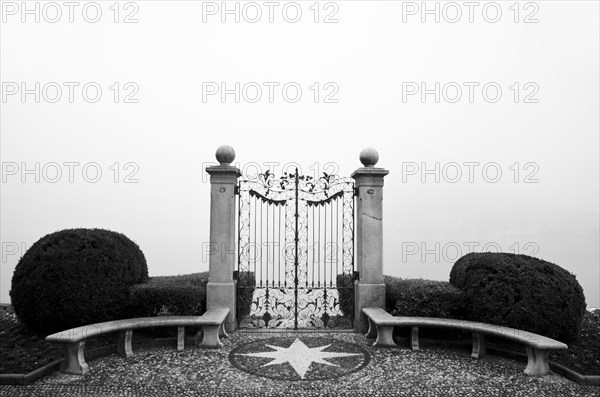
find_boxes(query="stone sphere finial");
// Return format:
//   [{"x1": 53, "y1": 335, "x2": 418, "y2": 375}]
[
  {"x1": 359, "y1": 147, "x2": 379, "y2": 167},
  {"x1": 215, "y1": 145, "x2": 236, "y2": 165}
]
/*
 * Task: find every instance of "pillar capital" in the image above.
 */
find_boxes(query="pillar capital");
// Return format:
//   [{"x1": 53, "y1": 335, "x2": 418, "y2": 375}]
[
  {"x1": 351, "y1": 167, "x2": 389, "y2": 187},
  {"x1": 206, "y1": 165, "x2": 241, "y2": 183}
]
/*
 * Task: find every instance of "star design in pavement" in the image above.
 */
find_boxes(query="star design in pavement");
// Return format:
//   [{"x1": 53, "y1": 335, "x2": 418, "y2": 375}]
[{"x1": 238, "y1": 338, "x2": 362, "y2": 379}]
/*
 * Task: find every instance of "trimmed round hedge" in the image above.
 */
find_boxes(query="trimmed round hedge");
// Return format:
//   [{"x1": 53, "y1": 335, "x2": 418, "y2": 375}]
[
  {"x1": 10, "y1": 228, "x2": 148, "y2": 335},
  {"x1": 449, "y1": 252, "x2": 586, "y2": 342}
]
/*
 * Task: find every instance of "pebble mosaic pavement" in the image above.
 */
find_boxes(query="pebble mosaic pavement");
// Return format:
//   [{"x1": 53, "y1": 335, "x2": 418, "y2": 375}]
[{"x1": 1, "y1": 331, "x2": 598, "y2": 396}]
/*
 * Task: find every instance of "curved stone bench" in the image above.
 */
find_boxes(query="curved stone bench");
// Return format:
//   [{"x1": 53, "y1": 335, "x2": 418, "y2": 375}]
[
  {"x1": 362, "y1": 308, "x2": 568, "y2": 376},
  {"x1": 46, "y1": 308, "x2": 229, "y2": 375}
]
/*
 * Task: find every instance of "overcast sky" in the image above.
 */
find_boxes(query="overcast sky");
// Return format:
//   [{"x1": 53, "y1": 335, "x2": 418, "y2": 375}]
[{"x1": 1, "y1": 1, "x2": 599, "y2": 308}]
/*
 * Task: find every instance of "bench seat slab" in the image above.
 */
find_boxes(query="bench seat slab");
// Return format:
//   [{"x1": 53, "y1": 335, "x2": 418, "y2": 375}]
[
  {"x1": 525, "y1": 347, "x2": 550, "y2": 376},
  {"x1": 61, "y1": 341, "x2": 89, "y2": 375},
  {"x1": 51, "y1": 309, "x2": 231, "y2": 375},
  {"x1": 362, "y1": 308, "x2": 563, "y2": 377}
]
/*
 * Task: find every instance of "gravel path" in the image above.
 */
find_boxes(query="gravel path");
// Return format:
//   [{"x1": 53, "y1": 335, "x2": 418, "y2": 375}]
[{"x1": 1, "y1": 331, "x2": 597, "y2": 396}]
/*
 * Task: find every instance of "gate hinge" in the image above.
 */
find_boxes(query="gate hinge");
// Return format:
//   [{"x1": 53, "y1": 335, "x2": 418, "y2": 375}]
[
  {"x1": 353, "y1": 271, "x2": 359, "y2": 281},
  {"x1": 353, "y1": 187, "x2": 359, "y2": 197},
  {"x1": 234, "y1": 185, "x2": 240, "y2": 195}
]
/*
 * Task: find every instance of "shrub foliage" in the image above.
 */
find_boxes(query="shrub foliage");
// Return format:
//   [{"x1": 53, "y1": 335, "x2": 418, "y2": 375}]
[
  {"x1": 236, "y1": 272, "x2": 256, "y2": 319},
  {"x1": 449, "y1": 252, "x2": 586, "y2": 342},
  {"x1": 128, "y1": 272, "x2": 208, "y2": 317},
  {"x1": 336, "y1": 274, "x2": 355, "y2": 317},
  {"x1": 384, "y1": 276, "x2": 465, "y2": 319},
  {"x1": 10, "y1": 228, "x2": 148, "y2": 335}
]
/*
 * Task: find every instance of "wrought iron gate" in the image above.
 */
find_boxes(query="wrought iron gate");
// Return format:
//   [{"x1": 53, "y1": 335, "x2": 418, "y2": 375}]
[{"x1": 236, "y1": 169, "x2": 355, "y2": 329}]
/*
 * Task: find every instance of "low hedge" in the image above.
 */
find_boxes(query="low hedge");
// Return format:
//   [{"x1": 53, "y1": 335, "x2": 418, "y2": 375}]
[
  {"x1": 384, "y1": 276, "x2": 466, "y2": 339},
  {"x1": 336, "y1": 274, "x2": 355, "y2": 317},
  {"x1": 236, "y1": 271, "x2": 256, "y2": 318},
  {"x1": 384, "y1": 276, "x2": 465, "y2": 319},
  {"x1": 128, "y1": 272, "x2": 209, "y2": 317}
]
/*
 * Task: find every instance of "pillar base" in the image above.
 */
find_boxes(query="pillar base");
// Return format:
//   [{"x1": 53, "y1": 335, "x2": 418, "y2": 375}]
[
  {"x1": 207, "y1": 281, "x2": 237, "y2": 333},
  {"x1": 353, "y1": 282, "x2": 386, "y2": 333}
]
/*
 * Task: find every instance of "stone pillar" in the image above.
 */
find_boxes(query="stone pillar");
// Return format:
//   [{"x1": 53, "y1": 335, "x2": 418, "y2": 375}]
[
  {"x1": 206, "y1": 145, "x2": 241, "y2": 333},
  {"x1": 352, "y1": 148, "x2": 389, "y2": 333}
]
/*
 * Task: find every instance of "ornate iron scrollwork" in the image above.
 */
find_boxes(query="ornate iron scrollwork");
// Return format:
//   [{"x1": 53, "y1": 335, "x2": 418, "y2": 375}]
[{"x1": 237, "y1": 169, "x2": 355, "y2": 329}]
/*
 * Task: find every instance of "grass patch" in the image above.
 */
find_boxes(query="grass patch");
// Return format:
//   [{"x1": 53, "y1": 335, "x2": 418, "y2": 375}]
[
  {"x1": 550, "y1": 309, "x2": 600, "y2": 375},
  {"x1": 0, "y1": 309, "x2": 118, "y2": 374},
  {"x1": 0, "y1": 310, "x2": 62, "y2": 374}
]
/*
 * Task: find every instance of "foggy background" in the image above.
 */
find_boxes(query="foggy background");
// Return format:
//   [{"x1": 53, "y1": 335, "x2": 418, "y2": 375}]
[{"x1": 1, "y1": 1, "x2": 598, "y2": 308}]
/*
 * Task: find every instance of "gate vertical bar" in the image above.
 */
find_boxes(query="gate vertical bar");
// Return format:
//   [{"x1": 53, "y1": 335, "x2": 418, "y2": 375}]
[
  {"x1": 323, "y1": 200, "x2": 327, "y2": 320},
  {"x1": 294, "y1": 168, "x2": 299, "y2": 329},
  {"x1": 236, "y1": 170, "x2": 242, "y2": 324}
]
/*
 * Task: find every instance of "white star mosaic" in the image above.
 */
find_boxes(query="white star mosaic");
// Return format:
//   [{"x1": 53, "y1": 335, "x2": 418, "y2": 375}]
[{"x1": 238, "y1": 338, "x2": 363, "y2": 379}]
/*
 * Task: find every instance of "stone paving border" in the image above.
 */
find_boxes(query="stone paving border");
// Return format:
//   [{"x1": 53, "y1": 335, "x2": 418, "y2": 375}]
[{"x1": 0, "y1": 359, "x2": 62, "y2": 386}]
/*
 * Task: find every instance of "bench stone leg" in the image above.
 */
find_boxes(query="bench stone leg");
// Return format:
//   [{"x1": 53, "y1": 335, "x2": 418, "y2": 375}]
[
  {"x1": 117, "y1": 329, "x2": 134, "y2": 357},
  {"x1": 365, "y1": 317, "x2": 377, "y2": 339},
  {"x1": 61, "y1": 341, "x2": 89, "y2": 375},
  {"x1": 373, "y1": 324, "x2": 395, "y2": 347},
  {"x1": 524, "y1": 347, "x2": 550, "y2": 376},
  {"x1": 471, "y1": 332, "x2": 487, "y2": 359},
  {"x1": 411, "y1": 327, "x2": 419, "y2": 351},
  {"x1": 219, "y1": 322, "x2": 229, "y2": 339},
  {"x1": 201, "y1": 324, "x2": 223, "y2": 348},
  {"x1": 177, "y1": 326, "x2": 185, "y2": 351}
]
